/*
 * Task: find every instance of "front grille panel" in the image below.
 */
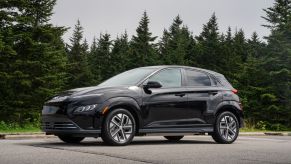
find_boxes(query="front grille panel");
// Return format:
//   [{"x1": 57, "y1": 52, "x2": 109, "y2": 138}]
[{"x1": 42, "y1": 122, "x2": 78, "y2": 130}]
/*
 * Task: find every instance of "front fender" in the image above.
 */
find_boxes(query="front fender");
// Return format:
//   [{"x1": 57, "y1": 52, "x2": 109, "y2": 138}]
[{"x1": 95, "y1": 96, "x2": 143, "y2": 129}]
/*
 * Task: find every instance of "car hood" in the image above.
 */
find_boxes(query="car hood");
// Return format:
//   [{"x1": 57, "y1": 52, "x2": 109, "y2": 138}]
[
  {"x1": 46, "y1": 85, "x2": 141, "y2": 104},
  {"x1": 61, "y1": 86, "x2": 127, "y2": 96}
]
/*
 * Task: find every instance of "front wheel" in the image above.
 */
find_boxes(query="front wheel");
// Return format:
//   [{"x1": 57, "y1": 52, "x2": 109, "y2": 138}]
[
  {"x1": 212, "y1": 111, "x2": 239, "y2": 144},
  {"x1": 58, "y1": 135, "x2": 85, "y2": 143},
  {"x1": 164, "y1": 136, "x2": 184, "y2": 142},
  {"x1": 101, "y1": 108, "x2": 136, "y2": 146}
]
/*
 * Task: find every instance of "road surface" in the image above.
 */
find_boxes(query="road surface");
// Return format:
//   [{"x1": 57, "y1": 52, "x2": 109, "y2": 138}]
[{"x1": 0, "y1": 135, "x2": 291, "y2": 164}]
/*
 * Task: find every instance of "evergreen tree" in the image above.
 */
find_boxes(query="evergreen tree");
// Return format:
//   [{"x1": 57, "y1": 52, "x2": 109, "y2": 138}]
[
  {"x1": 233, "y1": 29, "x2": 248, "y2": 62},
  {"x1": 88, "y1": 36, "x2": 100, "y2": 84},
  {"x1": 96, "y1": 33, "x2": 112, "y2": 81},
  {"x1": 89, "y1": 33, "x2": 112, "y2": 83},
  {"x1": 159, "y1": 16, "x2": 196, "y2": 65},
  {"x1": 219, "y1": 27, "x2": 239, "y2": 79},
  {"x1": 261, "y1": 0, "x2": 291, "y2": 129},
  {"x1": 195, "y1": 13, "x2": 221, "y2": 71},
  {"x1": 130, "y1": 11, "x2": 158, "y2": 68},
  {"x1": 111, "y1": 32, "x2": 130, "y2": 74},
  {"x1": 67, "y1": 20, "x2": 92, "y2": 88},
  {"x1": 0, "y1": 0, "x2": 68, "y2": 124},
  {"x1": 247, "y1": 32, "x2": 265, "y2": 59}
]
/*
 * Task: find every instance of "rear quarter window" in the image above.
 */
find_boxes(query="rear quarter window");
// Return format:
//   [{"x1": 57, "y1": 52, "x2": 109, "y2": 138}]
[{"x1": 185, "y1": 69, "x2": 211, "y2": 86}]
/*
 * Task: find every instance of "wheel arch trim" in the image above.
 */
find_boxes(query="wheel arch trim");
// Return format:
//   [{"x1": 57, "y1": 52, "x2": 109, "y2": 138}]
[
  {"x1": 215, "y1": 101, "x2": 244, "y2": 127},
  {"x1": 99, "y1": 96, "x2": 143, "y2": 132}
]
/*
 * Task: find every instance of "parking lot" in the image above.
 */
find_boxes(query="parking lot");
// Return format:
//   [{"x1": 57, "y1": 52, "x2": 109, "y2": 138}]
[{"x1": 0, "y1": 135, "x2": 291, "y2": 164}]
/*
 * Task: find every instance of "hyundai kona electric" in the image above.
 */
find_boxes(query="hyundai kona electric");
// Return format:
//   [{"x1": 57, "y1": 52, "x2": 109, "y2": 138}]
[{"x1": 42, "y1": 65, "x2": 243, "y2": 145}]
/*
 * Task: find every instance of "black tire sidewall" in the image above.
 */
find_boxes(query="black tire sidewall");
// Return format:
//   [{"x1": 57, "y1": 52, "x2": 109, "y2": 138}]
[
  {"x1": 58, "y1": 135, "x2": 84, "y2": 143},
  {"x1": 164, "y1": 136, "x2": 184, "y2": 141},
  {"x1": 102, "y1": 108, "x2": 136, "y2": 146}
]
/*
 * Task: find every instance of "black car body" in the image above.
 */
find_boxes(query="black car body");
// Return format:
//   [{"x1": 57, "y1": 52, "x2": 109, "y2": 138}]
[{"x1": 42, "y1": 65, "x2": 243, "y2": 145}]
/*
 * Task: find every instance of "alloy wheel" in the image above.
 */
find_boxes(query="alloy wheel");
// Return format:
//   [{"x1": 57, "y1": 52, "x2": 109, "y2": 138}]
[
  {"x1": 219, "y1": 115, "x2": 237, "y2": 141},
  {"x1": 109, "y1": 113, "x2": 133, "y2": 143}
]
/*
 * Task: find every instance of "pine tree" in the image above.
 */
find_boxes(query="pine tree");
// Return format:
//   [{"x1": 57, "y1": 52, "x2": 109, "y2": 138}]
[
  {"x1": 130, "y1": 11, "x2": 158, "y2": 68},
  {"x1": 159, "y1": 16, "x2": 196, "y2": 65},
  {"x1": 89, "y1": 33, "x2": 112, "y2": 83},
  {"x1": 97, "y1": 33, "x2": 112, "y2": 81},
  {"x1": 247, "y1": 32, "x2": 265, "y2": 59},
  {"x1": 195, "y1": 13, "x2": 221, "y2": 71},
  {"x1": 0, "y1": 0, "x2": 68, "y2": 124},
  {"x1": 219, "y1": 27, "x2": 237, "y2": 79},
  {"x1": 111, "y1": 32, "x2": 130, "y2": 74},
  {"x1": 67, "y1": 20, "x2": 92, "y2": 88},
  {"x1": 233, "y1": 29, "x2": 248, "y2": 62},
  {"x1": 88, "y1": 36, "x2": 100, "y2": 84},
  {"x1": 261, "y1": 0, "x2": 291, "y2": 129}
]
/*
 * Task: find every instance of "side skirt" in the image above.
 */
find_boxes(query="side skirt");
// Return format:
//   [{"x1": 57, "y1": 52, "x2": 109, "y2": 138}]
[{"x1": 138, "y1": 124, "x2": 213, "y2": 134}]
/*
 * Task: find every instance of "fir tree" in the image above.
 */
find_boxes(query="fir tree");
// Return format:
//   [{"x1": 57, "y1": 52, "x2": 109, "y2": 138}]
[
  {"x1": 196, "y1": 13, "x2": 221, "y2": 71},
  {"x1": 130, "y1": 11, "x2": 158, "y2": 67},
  {"x1": 111, "y1": 32, "x2": 130, "y2": 74},
  {"x1": 159, "y1": 16, "x2": 196, "y2": 65},
  {"x1": 0, "y1": 0, "x2": 68, "y2": 123},
  {"x1": 261, "y1": 0, "x2": 291, "y2": 128},
  {"x1": 67, "y1": 20, "x2": 92, "y2": 88}
]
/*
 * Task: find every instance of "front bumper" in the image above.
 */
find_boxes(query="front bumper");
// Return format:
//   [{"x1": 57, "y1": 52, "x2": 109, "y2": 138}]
[{"x1": 42, "y1": 115, "x2": 101, "y2": 137}]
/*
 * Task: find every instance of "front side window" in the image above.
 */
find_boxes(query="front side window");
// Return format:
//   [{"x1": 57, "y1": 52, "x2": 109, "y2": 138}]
[
  {"x1": 148, "y1": 68, "x2": 182, "y2": 88},
  {"x1": 185, "y1": 69, "x2": 211, "y2": 86}
]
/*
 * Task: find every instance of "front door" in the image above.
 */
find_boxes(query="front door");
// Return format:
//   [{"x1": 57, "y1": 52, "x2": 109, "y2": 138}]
[{"x1": 141, "y1": 68, "x2": 190, "y2": 129}]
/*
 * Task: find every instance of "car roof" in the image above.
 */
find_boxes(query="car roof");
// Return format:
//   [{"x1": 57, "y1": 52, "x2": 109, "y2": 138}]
[{"x1": 140, "y1": 65, "x2": 224, "y2": 77}]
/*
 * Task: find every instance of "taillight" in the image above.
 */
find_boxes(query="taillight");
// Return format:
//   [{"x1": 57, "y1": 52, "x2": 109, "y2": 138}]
[{"x1": 232, "y1": 89, "x2": 238, "y2": 94}]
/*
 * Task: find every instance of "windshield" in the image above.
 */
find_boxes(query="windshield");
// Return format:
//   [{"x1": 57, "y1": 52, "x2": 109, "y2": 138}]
[{"x1": 98, "y1": 68, "x2": 157, "y2": 87}]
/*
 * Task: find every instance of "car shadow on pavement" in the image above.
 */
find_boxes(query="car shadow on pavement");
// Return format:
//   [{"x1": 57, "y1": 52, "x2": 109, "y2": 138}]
[{"x1": 21, "y1": 139, "x2": 215, "y2": 148}]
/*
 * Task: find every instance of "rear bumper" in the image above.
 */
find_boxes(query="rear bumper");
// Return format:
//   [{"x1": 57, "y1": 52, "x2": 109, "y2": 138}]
[{"x1": 41, "y1": 115, "x2": 101, "y2": 137}]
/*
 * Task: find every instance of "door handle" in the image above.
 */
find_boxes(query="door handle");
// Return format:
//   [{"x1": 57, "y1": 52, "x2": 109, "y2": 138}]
[
  {"x1": 175, "y1": 93, "x2": 186, "y2": 97},
  {"x1": 209, "y1": 91, "x2": 218, "y2": 95}
]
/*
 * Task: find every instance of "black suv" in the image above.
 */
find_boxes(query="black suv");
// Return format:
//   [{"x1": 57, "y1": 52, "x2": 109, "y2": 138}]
[{"x1": 42, "y1": 66, "x2": 243, "y2": 145}]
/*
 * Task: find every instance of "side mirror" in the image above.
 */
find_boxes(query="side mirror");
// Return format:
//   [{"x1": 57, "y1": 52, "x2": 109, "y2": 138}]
[{"x1": 143, "y1": 81, "x2": 162, "y2": 89}]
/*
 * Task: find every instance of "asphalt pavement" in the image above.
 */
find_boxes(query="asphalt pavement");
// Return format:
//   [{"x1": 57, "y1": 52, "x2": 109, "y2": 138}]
[{"x1": 0, "y1": 135, "x2": 291, "y2": 164}]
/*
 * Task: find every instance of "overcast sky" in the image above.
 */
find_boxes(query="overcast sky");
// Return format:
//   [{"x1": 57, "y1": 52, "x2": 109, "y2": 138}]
[{"x1": 50, "y1": 0, "x2": 274, "y2": 44}]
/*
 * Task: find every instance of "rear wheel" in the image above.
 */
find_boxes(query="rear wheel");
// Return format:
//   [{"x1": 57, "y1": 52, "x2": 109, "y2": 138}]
[
  {"x1": 164, "y1": 136, "x2": 184, "y2": 142},
  {"x1": 212, "y1": 111, "x2": 239, "y2": 144},
  {"x1": 101, "y1": 108, "x2": 136, "y2": 146},
  {"x1": 58, "y1": 135, "x2": 84, "y2": 143}
]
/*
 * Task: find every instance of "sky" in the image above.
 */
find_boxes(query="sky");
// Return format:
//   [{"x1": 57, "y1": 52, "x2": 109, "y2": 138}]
[{"x1": 50, "y1": 0, "x2": 274, "y2": 44}]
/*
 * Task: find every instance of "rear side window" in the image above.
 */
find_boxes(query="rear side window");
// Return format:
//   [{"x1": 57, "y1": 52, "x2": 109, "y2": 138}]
[
  {"x1": 149, "y1": 68, "x2": 182, "y2": 88},
  {"x1": 185, "y1": 69, "x2": 211, "y2": 86}
]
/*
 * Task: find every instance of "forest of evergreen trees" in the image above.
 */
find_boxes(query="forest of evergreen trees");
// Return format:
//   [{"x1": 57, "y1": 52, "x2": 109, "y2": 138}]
[{"x1": 0, "y1": 0, "x2": 290, "y2": 130}]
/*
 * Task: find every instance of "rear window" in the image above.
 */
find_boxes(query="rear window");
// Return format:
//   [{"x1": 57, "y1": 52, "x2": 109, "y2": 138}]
[
  {"x1": 185, "y1": 69, "x2": 211, "y2": 86},
  {"x1": 216, "y1": 75, "x2": 233, "y2": 89}
]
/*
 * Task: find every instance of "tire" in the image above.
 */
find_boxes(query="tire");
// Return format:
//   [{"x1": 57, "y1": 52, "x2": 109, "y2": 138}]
[
  {"x1": 101, "y1": 108, "x2": 136, "y2": 146},
  {"x1": 212, "y1": 111, "x2": 239, "y2": 144},
  {"x1": 58, "y1": 135, "x2": 84, "y2": 144},
  {"x1": 164, "y1": 136, "x2": 184, "y2": 142}
]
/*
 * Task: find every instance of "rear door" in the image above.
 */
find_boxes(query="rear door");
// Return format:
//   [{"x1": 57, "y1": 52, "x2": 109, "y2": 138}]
[{"x1": 183, "y1": 69, "x2": 222, "y2": 125}]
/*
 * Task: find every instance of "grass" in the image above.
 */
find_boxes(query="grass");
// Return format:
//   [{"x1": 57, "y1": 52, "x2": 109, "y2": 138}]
[
  {"x1": 0, "y1": 127, "x2": 41, "y2": 134},
  {"x1": 0, "y1": 121, "x2": 41, "y2": 134},
  {"x1": 240, "y1": 128, "x2": 272, "y2": 132}
]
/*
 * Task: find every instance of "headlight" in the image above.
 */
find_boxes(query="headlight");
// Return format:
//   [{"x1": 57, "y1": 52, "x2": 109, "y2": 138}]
[{"x1": 74, "y1": 104, "x2": 97, "y2": 113}]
